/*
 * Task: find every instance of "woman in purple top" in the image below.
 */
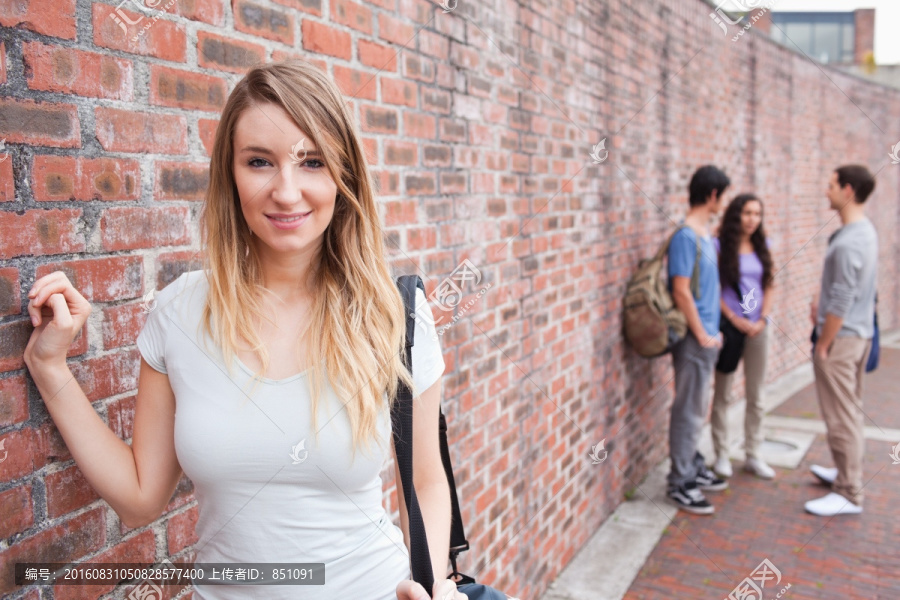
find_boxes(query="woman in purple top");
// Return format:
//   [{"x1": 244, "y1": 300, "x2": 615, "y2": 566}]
[{"x1": 711, "y1": 194, "x2": 777, "y2": 480}]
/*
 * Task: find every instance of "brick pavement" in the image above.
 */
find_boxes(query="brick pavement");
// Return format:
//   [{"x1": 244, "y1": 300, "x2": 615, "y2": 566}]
[{"x1": 623, "y1": 349, "x2": 900, "y2": 600}]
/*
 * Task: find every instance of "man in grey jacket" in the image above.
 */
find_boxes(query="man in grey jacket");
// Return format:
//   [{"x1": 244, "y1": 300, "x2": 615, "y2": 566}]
[{"x1": 806, "y1": 164, "x2": 878, "y2": 517}]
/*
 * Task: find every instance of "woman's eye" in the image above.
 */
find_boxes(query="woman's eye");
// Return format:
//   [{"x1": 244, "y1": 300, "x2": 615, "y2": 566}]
[
  {"x1": 248, "y1": 158, "x2": 270, "y2": 168},
  {"x1": 302, "y1": 159, "x2": 324, "y2": 169}
]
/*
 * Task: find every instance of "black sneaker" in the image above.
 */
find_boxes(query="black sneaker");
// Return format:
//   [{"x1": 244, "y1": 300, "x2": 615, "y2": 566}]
[
  {"x1": 667, "y1": 482, "x2": 714, "y2": 515},
  {"x1": 695, "y1": 464, "x2": 729, "y2": 492}
]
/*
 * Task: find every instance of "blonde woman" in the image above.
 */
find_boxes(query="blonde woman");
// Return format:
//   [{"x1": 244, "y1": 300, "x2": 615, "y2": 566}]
[{"x1": 24, "y1": 60, "x2": 464, "y2": 600}]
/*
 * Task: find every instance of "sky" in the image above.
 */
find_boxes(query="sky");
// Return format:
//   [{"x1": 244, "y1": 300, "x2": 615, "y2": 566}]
[{"x1": 769, "y1": 0, "x2": 899, "y2": 64}]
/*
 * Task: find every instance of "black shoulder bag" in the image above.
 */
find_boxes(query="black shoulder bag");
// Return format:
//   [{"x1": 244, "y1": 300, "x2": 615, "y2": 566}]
[
  {"x1": 392, "y1": 275, "x2": 512, "y2": 600},
  {"x1": 715, "y1": 279, "x2": 747, "y2": 374}
]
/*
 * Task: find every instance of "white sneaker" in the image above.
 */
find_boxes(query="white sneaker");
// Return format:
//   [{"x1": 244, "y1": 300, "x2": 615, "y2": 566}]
[
  {"x1": 744, "y1": 457, "x2": 775, "y2": 480},
  {"x1": 804, "y1": 492, "x2": 862, "y2": 516},
  {"x1": 810, "y1": 464, "x2": 838, "y2": 485},
  {"x1": 713, "y1": 455, "x2": 733, "y2": 478}
]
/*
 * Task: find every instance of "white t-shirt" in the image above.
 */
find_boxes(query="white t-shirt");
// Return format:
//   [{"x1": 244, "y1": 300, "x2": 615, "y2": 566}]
[{"x1": 136, "y1": 270, "x2": 446, "y2": 599}]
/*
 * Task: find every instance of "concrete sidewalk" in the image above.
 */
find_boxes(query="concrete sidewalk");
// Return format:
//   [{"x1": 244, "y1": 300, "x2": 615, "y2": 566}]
[{"x1": 541, "y1": 330, "x2": 900, "y2": 600}]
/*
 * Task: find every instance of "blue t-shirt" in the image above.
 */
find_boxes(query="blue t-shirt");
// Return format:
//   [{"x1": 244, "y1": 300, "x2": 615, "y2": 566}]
[{"x1": 667, "y1": 225, "x2": 721, "y2": 337}]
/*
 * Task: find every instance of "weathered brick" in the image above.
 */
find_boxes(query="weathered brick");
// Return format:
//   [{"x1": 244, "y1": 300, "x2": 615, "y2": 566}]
[
  {"x1": 156, "y1": 161, "x2": 210, "y2": 201},
  {"x1": 198, "y1": 118, "x2": 220, "y2": 156},
  {"x1": 359, "y1": 39, "x2": 397, "y2": 71},
  {"x1": 53, "y1": 530, "x2": 156, "y2": 600},
  {"x1": 0, "y1": 208, "x2": 84, "y2": 260},
  {"x1": 23, "y1": 42, "x2": 134, "y2": 101},
  {"x1": 378, "y1": 13, "x2": 415, "y2": 46},
  {"x1": 333, "y1": 65, "x2": 377, "y2": 101},
  {"x1": 0, "y1": 484, "x2": 33, "y2": 539},
  {"x1": 32, "y1": 156, "x2": 140, "y2": 202},
  {"x1": 331, "y1": 0, "x2": 373, "y2": 34},
  {"x1": 0, "y1": 41, "x2": 7, "y2": 85},
  {"x1": 233, "y1": 0, "x2": 294, "y2": 45},
  {"x1": 45, "y1": 464, "x2": 101, "y2": 518},
  {"x1": 0, "y1": 0, "x2": 76, "y2": 40},
  {"x1": 0, "y1": 373, "x2": 28, "y2": 427},
  {"x1": 0, "y1": 149, "x2": 11, "y2": 201},
  {"x1": 272, "y1": 0, "x2": 322, "y2": 16},
  {"x1": 197, "y1": 31, "x2": 265, "y2": 74},
  {"x1": 92, "y1": 3, "x2": 186, "y2": 62},
  {"x1": 384, "y1": 140, "x2": 417, "y2": 165},
  {"x1": 68, "y1": 349, "x2": 140, "y2": 403},
  {"x1": 167, "y1": 505, "x2": 200, "y2": 554},
  {"x1": 0, "y1": 98, "x2": 80, "y2": 148},
  {"x1": 170, "y1": 0, "x2": 225, "y2": 26},
  {"x1": 35, "y1": 256, "x2": 143, "y2": 303},
  {"x1": 101, "y1": 206, "x2": 191, "y2": 251},
  {"x1": 403, "y1": 112, "x2": 435, "y2": 139},
  {"x1": 150, "y1": 65, "x2": 228, "y2": 112},
  {"x1": 95, "y1": 107, "x2": 188, "y2": 155},
  {"x1": 0, "y1": 267, "x2": 19, "y2": 317},
  {"x1": 0, "y1": 509, "x2": 106, "y2": 596},
  {"x1": 360, "y1": 104, "x2": 399, "y2": 134},
  {"x1": 302, "y1": 20, "x2": 351, "y2": 60},
  {"x1": 381, "y1": 77, "x2": 417, "y2": 107}
]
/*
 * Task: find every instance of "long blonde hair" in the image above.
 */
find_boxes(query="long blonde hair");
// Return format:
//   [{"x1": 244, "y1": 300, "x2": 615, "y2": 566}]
[{"x1": 199, "y1": 59, "x2": 415, "y2": 456}]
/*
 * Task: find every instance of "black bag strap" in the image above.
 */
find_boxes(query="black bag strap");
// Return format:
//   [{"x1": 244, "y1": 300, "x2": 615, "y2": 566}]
[{"x1": 392, "y1": 275, "x2": 471, "y2": 593}]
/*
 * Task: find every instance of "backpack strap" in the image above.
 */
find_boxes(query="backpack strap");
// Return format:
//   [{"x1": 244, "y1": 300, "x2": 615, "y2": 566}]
[
  {"x1": 660, "y1": 224, "x2": 701, "y2": 300},
  {"x1": 393, "y1": 275, "x2": 471, "y2": 592}
]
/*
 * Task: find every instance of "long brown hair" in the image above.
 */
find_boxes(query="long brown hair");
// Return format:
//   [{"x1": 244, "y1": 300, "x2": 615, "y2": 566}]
[
  {"x1": 718, "y1": 193, "x2": 774, "y2": 293},
  {"x1": 198, "y1": 59, "x2": 415, "y2": 456}
]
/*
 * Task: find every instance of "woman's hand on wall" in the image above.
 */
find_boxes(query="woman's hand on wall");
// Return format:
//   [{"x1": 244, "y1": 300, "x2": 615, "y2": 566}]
[{"x1": 24, "y1": 271, "x2": 92, "y2": 370}]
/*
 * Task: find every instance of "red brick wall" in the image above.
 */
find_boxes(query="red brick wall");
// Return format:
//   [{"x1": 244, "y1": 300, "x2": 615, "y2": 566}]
[{"x1": 1, "y1": 0, "x2": 899, "y2": 598}]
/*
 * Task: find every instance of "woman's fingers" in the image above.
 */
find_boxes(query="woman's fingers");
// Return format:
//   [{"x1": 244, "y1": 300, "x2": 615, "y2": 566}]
[
  {"x1": 45, "y1": 293, "x2": 74, "y2": 329},
  {"x1": 27, "y1": 274, "x2": 89, "y2": 327}
]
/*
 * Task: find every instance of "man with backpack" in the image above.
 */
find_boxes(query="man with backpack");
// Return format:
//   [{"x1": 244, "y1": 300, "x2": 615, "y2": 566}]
[
  {"x1": 805, "y1": 165, "x2": 878, "y2": 517},
  {"x1": 665, "y1": 165, "x2": 731, "y2": 515}
]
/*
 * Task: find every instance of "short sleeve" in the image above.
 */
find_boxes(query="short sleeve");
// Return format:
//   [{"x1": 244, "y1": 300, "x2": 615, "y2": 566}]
[
  {"x1": 668, "y1": 228, "x2": 696, "y2": 279},
  {"x1": 136, "y1": 272, "x2": 196, "y2": 375},
  {"x1": 136, "y1": 297, "x2": 168, "y2": 374},
  {"x1": 409, "y1": 287, "x2": 446, "y2": 396}
]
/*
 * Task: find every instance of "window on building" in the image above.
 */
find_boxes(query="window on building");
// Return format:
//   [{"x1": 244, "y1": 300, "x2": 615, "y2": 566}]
[{"x1": 769, "y1": 12, "x2": 856, "y2": 64}]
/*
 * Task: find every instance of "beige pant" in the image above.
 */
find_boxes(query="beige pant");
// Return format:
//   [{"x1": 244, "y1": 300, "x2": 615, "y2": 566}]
[
  {"x1": 813, "y1": 335, "x2": 871, "y2": 506},
  {"x1": 712, "y1": 325, "x2": 768, "y2": 461}
]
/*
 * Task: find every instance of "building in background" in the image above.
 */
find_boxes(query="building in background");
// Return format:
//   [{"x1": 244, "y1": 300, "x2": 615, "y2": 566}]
[
  {"x1": 768, "y1": 9, "x2": 873, "y2": 65},
  {"x1": 766, "y1": 8, "x2": 900, "y2": 91}
]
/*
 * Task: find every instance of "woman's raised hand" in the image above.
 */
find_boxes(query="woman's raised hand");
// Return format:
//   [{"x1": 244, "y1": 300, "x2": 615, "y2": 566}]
[{"x1": 24, "y1": 271, "x2": 92, "y2": 369}]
